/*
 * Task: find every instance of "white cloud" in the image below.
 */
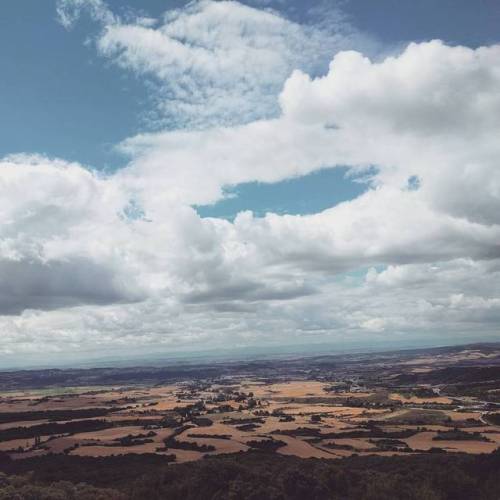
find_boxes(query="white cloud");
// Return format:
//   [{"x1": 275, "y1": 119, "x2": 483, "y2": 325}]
[
  {"x1": 360, "y1": 317, "x2": 386, "y2": 332},
  {"x1": 279, "y1": 40, "x2": 500, "y2": 225},
  {"x1": 4, "y1": 5, "x2": 500, "y2": 359},
  {"x1": 57, "y1": 0, "x2": 376, "y2": 128},
  {"x1": 56, "y1": 0, "x2": 116, "y2": 29},
  {"x1": 116, "y1": 41, "x2": 500, "y2": 227},
  {"x1": 0, "y1": 155, "x2": 148, "y2": 313}
]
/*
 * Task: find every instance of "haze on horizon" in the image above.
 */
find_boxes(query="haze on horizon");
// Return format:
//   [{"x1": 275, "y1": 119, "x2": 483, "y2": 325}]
[{"x1": 0, "y1": 0, "x2": 499, "y2": 367}]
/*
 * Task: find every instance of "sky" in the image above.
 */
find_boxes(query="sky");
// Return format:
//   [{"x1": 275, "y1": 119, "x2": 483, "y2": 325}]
[{"x1": 1, "y1": 0, "x2": 500, "y2": 367}]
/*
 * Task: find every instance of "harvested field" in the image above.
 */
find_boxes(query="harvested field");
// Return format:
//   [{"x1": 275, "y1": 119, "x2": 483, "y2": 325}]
[
  {"x1": 404, "y1": 431, "x2": 498, "y2": 453},
  {"x1": 44, "y1": 436, "x2": 81, "y2": 453},
  {"x1": 183, "y1": 436, "x2": 248, "y2": 454},
  {"x1": 71, "y1": 425, "x2": 145, "y2": 440},
  {"x1": 390, "y1": 393, "x2": 453, "y2": 405},
  {"x1": 0, "y1": 438, "x2": 36, "y2": 451},
  {"x1": 277, "y1": 435, "x2": 336, "y2": 459},
  {"x1": 443, "y1": 411, "x2": 481, "y2": 421},
  {"x1": 381, "y1": 409, "x2": 451, "y2": 425},
  {"x1": 247, "y1": 381, "x2": 328, "y2": 399}
]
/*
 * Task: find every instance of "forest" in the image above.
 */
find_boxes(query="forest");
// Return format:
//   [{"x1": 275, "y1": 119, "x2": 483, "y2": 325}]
[{"x1": 1, "y1": 449, "x2": 500, "y2": 499}]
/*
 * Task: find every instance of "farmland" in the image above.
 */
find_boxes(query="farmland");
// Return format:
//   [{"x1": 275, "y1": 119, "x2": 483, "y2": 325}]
[{"x1": 0, "y1": 343, "x2": 499, "y2": 464}]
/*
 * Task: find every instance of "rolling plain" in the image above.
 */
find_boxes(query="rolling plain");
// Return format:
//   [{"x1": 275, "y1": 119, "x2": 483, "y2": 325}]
[{"x1": 1, "y1": 343, "x2": 499, "y2": 464}]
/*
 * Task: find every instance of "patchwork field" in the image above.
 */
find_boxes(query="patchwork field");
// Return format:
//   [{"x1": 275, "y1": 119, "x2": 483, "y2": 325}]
[{"x1": 1, "y1": 344, "x2": 499, "y2": 464}]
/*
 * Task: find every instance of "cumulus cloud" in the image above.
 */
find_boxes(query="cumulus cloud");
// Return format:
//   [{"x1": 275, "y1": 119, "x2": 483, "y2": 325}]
[
  {"x1": 0, "y1": 155, "x2": 147, "y2": 313},
  {"x1": 279, "y1": 41, "x2": 500, "y2": 225},
  {"x1": 116, "y1": 41, "x2": 500, "y2": 285},
  {"x1": 115, "y1": 41, "x2": 500, "y2": 228},
  {"x1": 3, "y1": 3, "x2": 500, "y2": 358}
]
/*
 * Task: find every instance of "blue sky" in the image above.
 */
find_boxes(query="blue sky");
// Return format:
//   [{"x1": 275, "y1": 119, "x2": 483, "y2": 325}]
[
  {"x1": 0, "y1": 0, "x2": 499, "y2": 365},
  {"x1": 196, "y1": 168, "x2": 366, "y2": 219}
]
